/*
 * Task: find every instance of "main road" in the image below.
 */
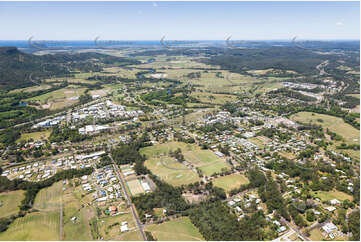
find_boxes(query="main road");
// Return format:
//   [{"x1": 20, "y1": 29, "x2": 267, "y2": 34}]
[{"x1": 108, "y1": 150, "x2": 147, "y2": 241}]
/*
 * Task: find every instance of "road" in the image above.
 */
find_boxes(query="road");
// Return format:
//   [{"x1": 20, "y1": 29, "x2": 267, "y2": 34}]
[
  {"x1": 108, "y1": 151, "x2": 147, "y2": 241},
  {"x1": 280, "y1": 217, "x2": 310, "y2": 241}
]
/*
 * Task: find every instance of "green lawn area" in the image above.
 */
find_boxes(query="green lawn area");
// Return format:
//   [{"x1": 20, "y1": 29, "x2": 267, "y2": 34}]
[
  {"x1": 144, "y1": 156, "x2": 200, "y2": 186},
  {"x1": 213, "y1": 173, "x2": 249, "y2": 192},
  {"x1": 145, "y1": 217, "x2": 204, "y2": 241},
  {"x1": 0, "y1": 190, "x2": 25, "y2": 219},
  {"x1": 312, "y1": 190, "x2": 353, "y2": 202}
]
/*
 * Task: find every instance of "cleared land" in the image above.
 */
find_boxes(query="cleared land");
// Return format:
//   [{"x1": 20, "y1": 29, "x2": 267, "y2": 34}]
[
  {"x1": 213, "y1": 173, "x2": 249, "y2": 192},
  {"x1": 290, "y1": 112, "x2": 359, "y2": 144},
  {"x1": 62, "y1": 184, "x2": 94, "y2": 241},
  {"x1": 312, "y1": 190, "x2": 353, "y2": 202},
  {"x1": 0, "y1": 190, "x2": 25, "y2": 219},
  {"x1": 141, "y1": 142, "x2": 230, "y2": 177},
  {"x1": 17, "y1": 130, "x2": 51, "y2": 143},
  {"x1": 145, "y1": 217, "x2": 204, "y2": 241},
  {"x1": 0, "y1": 211, "x2": 60, "y2": 241},
  {"x1": 144, "y1": 156, "x2": 200, "y2": 186}
]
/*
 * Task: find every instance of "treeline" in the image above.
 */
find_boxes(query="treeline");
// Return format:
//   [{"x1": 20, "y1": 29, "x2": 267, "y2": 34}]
[
  {"x1": 188, "y1": 202, "x2": 268, "y2": 240},
  {"x1": 49, "y1": 125, "x2": 88, "y2": 143},
  {"x1": 269, "y1": 88, "x2": 317, "y2": 102}
]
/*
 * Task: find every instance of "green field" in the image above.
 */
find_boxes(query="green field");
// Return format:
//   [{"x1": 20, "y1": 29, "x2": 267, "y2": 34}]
[
  {"x1": 312, "y1": 190, "x2": 353, "y2": 202},
  {"x1": 290, "y1": 112, "x2": 359, "y2": 144},
  {"x1": 141, "y1": 142, "x2": 230, "y2": 177},
  {"x1": 145, "y1": 217, "x2": 204, "y2": 241},
  {"x1": 291, "y1": 112, "x2": 360, "y2": 160},
  {"x1": 0, "y1": 211, "x2": 60, "y2": 240},
  {"x1": 33, "y1": 181, "x2": 62, "y2": 211},
  {"x1": 17, "y1": 130, "x2": 52, "y2": 143},
  {"x1": 213, "y1": 173, "x2": 249, "y2": 192},
  {"x1": 0, "y1": 190, "x2": 25, "y2": 219},
  {"x1": 62, "y1": 185, "x2": 94, "y2": 241},
  {"x1": 144, "y1": 157, "x2": 200, "y2": 186}
]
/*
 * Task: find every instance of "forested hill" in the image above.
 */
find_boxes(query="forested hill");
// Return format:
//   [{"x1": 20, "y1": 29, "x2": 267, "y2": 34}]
[
  {"x1": 0, "y1": 47, "x2": 140, "y2": 90},
  {"x1": 200, "y1": 47, "x2": 338, "y2": 75}
]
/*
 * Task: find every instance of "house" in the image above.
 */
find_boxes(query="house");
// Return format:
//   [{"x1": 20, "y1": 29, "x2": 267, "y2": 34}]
[
  {"x1": 322, "y1": 222, "x2": 338, "y2": 234},
  {"x1": 325, "y1": 206, "x2": 336, "y2": 212},
  {"x1": 330, "y1": 199, "x2": 340, "y2": 205}
]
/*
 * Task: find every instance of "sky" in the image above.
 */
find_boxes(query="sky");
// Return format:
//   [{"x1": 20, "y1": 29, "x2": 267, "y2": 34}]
[{"x1": 0, "y1": 1, "x2": 359, "y2": 40}]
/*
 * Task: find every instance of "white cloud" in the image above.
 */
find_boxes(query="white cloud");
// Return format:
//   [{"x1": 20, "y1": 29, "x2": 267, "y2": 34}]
[
  {"x1": 336, "y1": 21, "x2": 344, "y2": 26},
  {"x1": 152, "y1": 2, "x2": 158, "y2": 7}
]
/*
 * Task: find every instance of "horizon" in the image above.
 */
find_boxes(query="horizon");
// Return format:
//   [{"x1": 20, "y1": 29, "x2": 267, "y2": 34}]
[{"x1": 0, "y1": 1, "x2": 359, "y2": 41}]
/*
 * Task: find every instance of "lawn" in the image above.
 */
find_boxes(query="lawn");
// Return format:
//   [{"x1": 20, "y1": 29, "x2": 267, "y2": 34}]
[
  {"x1": 145, "y1": 217, "x2": 204, "y2": 241},
  {"x1": 213, "y1": 173, "x2": 249, "y2": 192},
  {"x1": 312, "y1": 190, "x2": 353, "y2": 202},
  {"x1": 309, "y1": 228, "x2": 325, "y2": 241},
  {"x1": 144, "y1": 157, "x2": 200, "y2": 186},
  {"x1": 0, "y1": 190, "x2": 25, "y2": 219}
]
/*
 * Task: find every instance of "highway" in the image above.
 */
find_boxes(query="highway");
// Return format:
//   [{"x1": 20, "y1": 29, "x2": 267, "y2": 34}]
[{"x1": 108, "y1": 151, "x2": 147, "y2": 241}]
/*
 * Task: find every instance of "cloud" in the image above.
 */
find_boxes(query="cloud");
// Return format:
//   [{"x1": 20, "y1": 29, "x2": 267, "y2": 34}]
[
  {"x1": 336, "y1": 21, "x2": 344, "y2": 26},
  {"x1": 152, "y1": 2, "x2": 158, "y2": 7}
]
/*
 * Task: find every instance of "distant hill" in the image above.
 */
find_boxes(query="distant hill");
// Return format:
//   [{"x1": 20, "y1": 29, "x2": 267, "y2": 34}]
[{"x1": 0, "y1": 47, "x2": 139, "y2": 90}]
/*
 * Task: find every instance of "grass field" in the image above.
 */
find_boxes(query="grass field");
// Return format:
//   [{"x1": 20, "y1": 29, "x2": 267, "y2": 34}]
[
  {"x1": 126, "y1": 179, "x2": 145, "y2": 196},
  {"x1": 98, "y1": 210, "x2": 137, "y2": 240},
  {"x1": 0, "y1": 211, "x2": 60, "y2": 241},
  {"x1": 312, "y1": 190, "x2": 353, "y2": 202},
  {"x1": 290, "y1": 112, "x2": 359, "y2": 144},
  {"x1": 62, "y1": 184, "x2": 94, "y2": 241},
  {"x1": 213, "y1": 173, "x2": 249, "y2": 192},
  {"x1": 144, "y1": 157, "x2": 200, "y2": 186},
  {"x1": 141, "y1": 142, "x2": 230, "y2": 177},
  {"x1": 145, "y1": 217, "x2": 204, "y2": 241},
  {"x1": 309, "y1": 228, "x2": 325, "y2": 241},
  {"x1": 33, "y1": 181, "x2": 62, "y2": 211},
  {"x1": 17, "y1": 130, "x2": 51, "y2": 143},
  {"x1": 0, "y1": 190, "x2": 25, "y2": 219}
]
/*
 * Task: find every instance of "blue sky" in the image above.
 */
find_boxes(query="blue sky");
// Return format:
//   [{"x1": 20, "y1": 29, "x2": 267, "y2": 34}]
[{"x1": 0, "y1": 1, "x2": 359, "y2": 40}]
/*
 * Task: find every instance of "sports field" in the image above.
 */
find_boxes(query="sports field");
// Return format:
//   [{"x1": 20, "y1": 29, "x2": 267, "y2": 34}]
[
  {"x1": 145, "y1": 217, "x2": 204, "y2": 241},
  {"x1": 0, "y1": 190, "x2": 25, "y2": 219},
  {"x1": 141, "y1": 142, "x2": 230, "y2": 177},
  {"x1": 144, "y1": 157, "x2": 200, "y2": 186},
  {"x1": 127, "y1": 179, "x2": 145, "y2": 196},
  {"x1": 213, "y1": 174, "x2": 249, "y2": 192}
]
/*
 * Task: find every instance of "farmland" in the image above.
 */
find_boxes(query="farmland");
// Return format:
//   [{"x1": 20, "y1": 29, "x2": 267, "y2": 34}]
[
  {"x1": 145, "y1": 217, "x2": 204, "y2": 241},
  {"x1": 0, "y1": 190, "x2": 25, "y2": 219}
]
